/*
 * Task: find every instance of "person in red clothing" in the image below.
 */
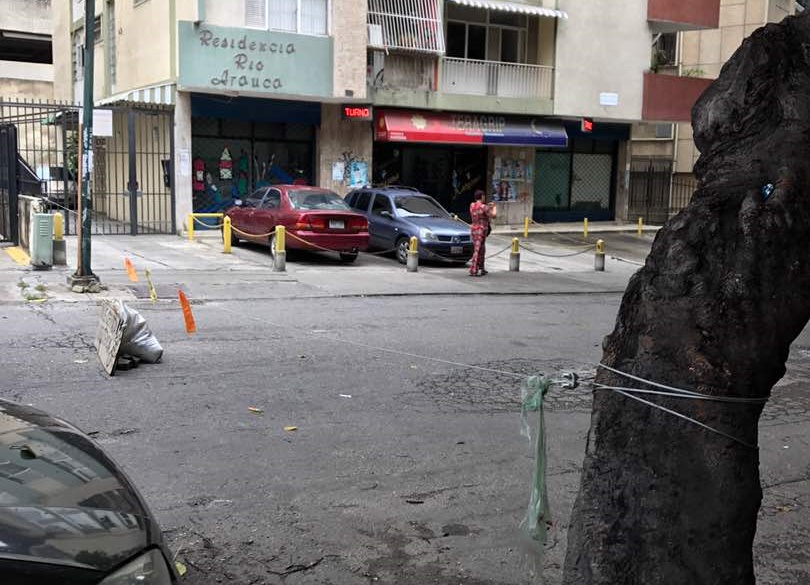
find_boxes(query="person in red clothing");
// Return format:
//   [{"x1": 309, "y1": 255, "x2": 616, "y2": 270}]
[{"x1": 469, "y1": 189, "x2": 497, "y2": 276}]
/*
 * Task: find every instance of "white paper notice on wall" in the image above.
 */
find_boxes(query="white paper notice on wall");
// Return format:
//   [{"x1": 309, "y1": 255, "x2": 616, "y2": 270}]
[
  {"x1": 332, "y1": 161, "x2": 345, "y2": 182},
  {"x1": 599, "y1": 92, "x2": 619, "y2": 107},
  {"x1": 79, "y1": 109, "x2": 114, "y2": 136},
  {"x1": 179, "y1": 150, "x2": 190, "y2": 177}
]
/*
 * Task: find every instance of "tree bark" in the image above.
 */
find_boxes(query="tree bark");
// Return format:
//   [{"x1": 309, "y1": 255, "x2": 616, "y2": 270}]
[{"x1": 563, "y1": 12, "x2": 810, "y2": 585}]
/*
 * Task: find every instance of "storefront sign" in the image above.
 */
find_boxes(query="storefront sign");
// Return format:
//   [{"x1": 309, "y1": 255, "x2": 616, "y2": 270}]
[
  {"x1": 178, "y1": 21, "x2": 333, "y2": 98},
  {"x1": 375, "y1": 110, "x2": 568, "y2": 147},
  {"x1": 341, "y1": 105, "x2": 373, "y2": 121}
]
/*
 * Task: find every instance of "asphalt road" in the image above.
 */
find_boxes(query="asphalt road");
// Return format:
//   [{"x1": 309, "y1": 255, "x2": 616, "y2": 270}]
[{"x1": 1, "y1": 287, "x2": 808, "y2": 584}]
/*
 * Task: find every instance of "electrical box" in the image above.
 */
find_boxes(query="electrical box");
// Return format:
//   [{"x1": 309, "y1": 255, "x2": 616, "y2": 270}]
[{"x1": 30, "y1": 213, "x2": 54, "y2": 270}]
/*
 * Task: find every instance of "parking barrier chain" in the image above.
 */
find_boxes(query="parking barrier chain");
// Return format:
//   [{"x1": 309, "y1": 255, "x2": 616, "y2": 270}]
[
  {"x1": 610, "y1": 255, "x2": 645, "y2": 267},
  {"x1": 518, "y1": 242, "x2": 595, "y2": 259},
  {"x1": 192, "y1": 216, "x2": 223, "y2": 229},
  {"x1": 484, "y1": 243, "x2": 514, "y2": 260},
  {"x1": 230, "y1": 224, "x2": 278, "y2": 239},
  {"x1": 526, "y1": 218, "x2": 592, "y2": 246}
]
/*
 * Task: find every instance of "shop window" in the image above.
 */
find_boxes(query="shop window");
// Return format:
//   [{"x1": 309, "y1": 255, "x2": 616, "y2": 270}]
[{"x1": 246, "y1": 0, "x2": 328, "y2": 35}]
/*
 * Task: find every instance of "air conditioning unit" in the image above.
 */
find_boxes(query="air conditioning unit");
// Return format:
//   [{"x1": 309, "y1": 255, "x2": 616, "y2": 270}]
[
  {"x1": 30, "y1": 213, "x2": 54, "y2": 270},
  {"x1": 368, "y1": 24, "x2": 384, "y2": 48}
]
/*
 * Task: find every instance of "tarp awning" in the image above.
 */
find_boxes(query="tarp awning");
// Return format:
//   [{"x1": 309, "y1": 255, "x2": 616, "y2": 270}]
[
  {"x1": 375, "y1": 110, "x2": 568, "y2": 147},
  {"x1": 448, "y1": 0, "x2": 568, "y2": 19},
  {"x1": 96, "y1": 81, "x2": 176, "y2": 107}
]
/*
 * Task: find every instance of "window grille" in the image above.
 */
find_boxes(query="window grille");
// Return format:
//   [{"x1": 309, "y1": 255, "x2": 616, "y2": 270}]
[{"x1": 367, "y1": 0, "x2": 445, "y2": 54}]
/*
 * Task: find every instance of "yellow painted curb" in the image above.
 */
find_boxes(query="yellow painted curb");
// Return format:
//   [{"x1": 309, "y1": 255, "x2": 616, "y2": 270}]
[{"x1": 4, "y1": 247, "x2": 30, "y2": 266}]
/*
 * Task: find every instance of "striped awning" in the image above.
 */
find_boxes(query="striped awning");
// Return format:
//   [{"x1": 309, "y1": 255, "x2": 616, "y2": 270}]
[
  {"x1": 448, "y1": 0, "x2": 568, "y2": 18},
  {"x1": 96, "y1": 81, "x2": 176, "y2": 107}
]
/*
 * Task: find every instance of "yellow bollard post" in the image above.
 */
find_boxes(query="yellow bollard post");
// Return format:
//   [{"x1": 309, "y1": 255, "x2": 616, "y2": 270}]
[
  {"x1": 274, "y1": 225, "x2": 286, "y2": 271},
  {"x1": 595, "y1": 238, "x2": 605, "y2": 271},
  {"x1": 407, "y1": 236, "x2": 419, "y2": 272},
  {"x1": 53, "y1": 213, "x2": 64, "y2": 241},
  {"x1": 188, "y1": 213, "x2": 194, "y2": 241},
  {"x1": 523, "y1": 217, "x2": 529, "y2": 238},
  {"x1": 223, "y1": 216, "x2": 232, "y2": 254},
  {"x1": 637, "y1": 216, "x2": 643, "y2": 236},
  {"x1": 584, "y1": 217, "x2": 589, "y2": 239},
  {"x1": 52, "y1": 212, "x2": 66, "y2": 265},
  {"x1": 509, "y1": 237, "x2": 520, "y2": 272}
]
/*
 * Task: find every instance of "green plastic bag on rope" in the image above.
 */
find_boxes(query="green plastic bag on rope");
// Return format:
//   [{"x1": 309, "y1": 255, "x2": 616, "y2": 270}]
[{"x1": 520, "y1": 375, "x2": 552, "y2": 544}]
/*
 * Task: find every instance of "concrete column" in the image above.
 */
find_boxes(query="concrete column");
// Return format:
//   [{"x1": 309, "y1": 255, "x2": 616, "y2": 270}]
[
  {"x1": 173, "y1": 90, "x2": 193, "y2": 235},
  {"x1": 615, "y1": 139, "x2": 631, "y2": 222}
]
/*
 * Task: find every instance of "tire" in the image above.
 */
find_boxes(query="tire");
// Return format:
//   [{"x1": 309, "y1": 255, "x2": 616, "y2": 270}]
[
  {"x1": 339, "y1": 252, "x2": 358, "y2": 263},
  {"x1": 229, "y1": 227, "x2": 240, "y2": 247},
  {"x1": 268, "y1": 233, "x2": 276, "y2": 259},
  {"x1": 396, "y1": 237, "x2": 410, "y2": 265}
]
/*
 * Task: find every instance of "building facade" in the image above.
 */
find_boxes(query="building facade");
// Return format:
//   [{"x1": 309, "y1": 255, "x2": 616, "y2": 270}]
[
  {"x1": 46, "y1": 0, "x2": 727, "y2": 234},
  {"x1": 630, "y1": 0, "x2": 803, "y2": 223},
  {"x1": 0, "y1": 0, "x2": 54, "y2": 100}
]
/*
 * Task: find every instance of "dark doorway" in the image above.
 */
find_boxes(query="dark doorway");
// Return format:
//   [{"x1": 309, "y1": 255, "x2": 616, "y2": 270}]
[{"x1": 372, "y1": 143, "x2": 486, "y2": 219}]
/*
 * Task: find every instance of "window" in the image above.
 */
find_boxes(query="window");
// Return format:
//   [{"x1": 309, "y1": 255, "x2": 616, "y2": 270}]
[
  {"x1": 262, "y1": 189, "x2": 282, "y2": 208},
  {"x1": 367, "y1": 0, "x2": 444, "y2": 53},
  {"x1": 371, "y1": 194, "x2": 392, "y2": 216},
  {"x1": 445, "y1": 9, "x2": 527, "y2": 63},
  {"x1": 246, "y1": 0, "x2": 328, "y2": 35},
  {"x1": 352, "y1": 192, "x2": 372, "y2": 212},
  {"x1": 245, "y1": 187, "x2": 268, "y2": 207},
  {"x1": 655, "y1": 124, "x2": 673, "y2": 139},
  {"x1": 289, "y1": 190, "x2": 350, "y2": 210},
  {"x1": 93, "y1": 15, "x2": 103, "y2": 43},
  {"x1": 72, "y1": 32, "x2": 84, "y2": 82},
  {"x1": 652, "y1": 32, "x2": 677, "y2": 70},
  {"x1": 107, "y1": 0, "x2": 116, "y2": 86}
]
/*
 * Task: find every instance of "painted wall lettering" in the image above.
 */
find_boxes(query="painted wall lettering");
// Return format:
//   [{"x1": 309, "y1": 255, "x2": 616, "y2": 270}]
[{"x1": 178, "y1": 22, "x2": 333, "y2": 98}]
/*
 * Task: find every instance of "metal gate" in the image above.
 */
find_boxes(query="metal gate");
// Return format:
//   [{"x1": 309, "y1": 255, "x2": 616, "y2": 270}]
[
  {"x1": 628, "y1": 157, "x2": 672, "y2": 225},
  {"x1": 0, "y1": 124, "x2": 19, "y2": 243},
  {"x1": 0, "y1": 100, "x2": 175, "y2": 236}
]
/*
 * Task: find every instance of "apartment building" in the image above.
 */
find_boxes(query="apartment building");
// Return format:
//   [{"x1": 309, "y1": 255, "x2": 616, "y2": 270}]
[
  {"x1": 45, "y1": 0, "x2": 725, "y2": 234},
  {"x1": 630, "y1": 0, "x2": 804, "y2": 223},
  {"x1": 0, "y1": 0, "x2": 54, "y2": 100}
]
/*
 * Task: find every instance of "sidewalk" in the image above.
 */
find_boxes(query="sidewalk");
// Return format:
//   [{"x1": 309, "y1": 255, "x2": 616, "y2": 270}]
[{"x1": 0, "y1": 221, "x2": 652, "y2": 304}]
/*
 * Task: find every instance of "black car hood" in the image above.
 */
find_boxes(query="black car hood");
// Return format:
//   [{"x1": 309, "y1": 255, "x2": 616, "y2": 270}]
[{"x1": 0, "y1": 399, "x2": 159, "y2": 572}]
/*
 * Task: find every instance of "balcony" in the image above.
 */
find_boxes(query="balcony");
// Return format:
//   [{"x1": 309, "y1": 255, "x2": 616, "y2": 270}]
[
  {"x1": 441, "y1": 58, "x2": 553, "y2": 101},
  {"x1": 642, "y1": 71, "x2": 713, "y2": 122},
  {"x1": 647, "y1": 0, "x2": 720, "y2": 32}
]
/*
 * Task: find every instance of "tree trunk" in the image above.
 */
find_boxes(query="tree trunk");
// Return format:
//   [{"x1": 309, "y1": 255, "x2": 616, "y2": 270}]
[{"x1": 563, "y1": 12, "x2": 810, "y2": 585}]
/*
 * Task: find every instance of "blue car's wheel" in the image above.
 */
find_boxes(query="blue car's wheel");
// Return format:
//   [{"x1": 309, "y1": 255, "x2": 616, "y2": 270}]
[{"x1": 396, "y1": 237, "x2": 409, "y2": 264}]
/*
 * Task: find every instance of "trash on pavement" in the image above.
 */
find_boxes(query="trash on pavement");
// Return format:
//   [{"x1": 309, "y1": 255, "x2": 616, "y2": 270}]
[
  {"x1": 119, "y1": 303, "x2": 164, "y2": 363},
  {"x1": 175, "y1": 562, "x2": 187, "y2": 576},
  {"x1": 339, "y1": 394, "x2": 352, "y2": 399},
  {"x1": 284, "y1": 426, "x2": 298, "y2": 432},
  {"x1": 248, "y1": 407, "x2": 264, "y2": 414},
  {"x1": 95, "y1": 299, "x2": 163, "y2": 375}
]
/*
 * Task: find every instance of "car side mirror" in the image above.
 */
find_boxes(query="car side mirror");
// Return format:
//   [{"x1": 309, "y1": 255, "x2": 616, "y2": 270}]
[{"x1": 233, "y1": 199, "x2": 243, "y2": 207}]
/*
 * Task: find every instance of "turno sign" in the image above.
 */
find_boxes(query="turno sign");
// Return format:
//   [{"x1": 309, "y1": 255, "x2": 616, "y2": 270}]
[{"x1": 178, "y1": 22, "x2": 333, "y2": 98}]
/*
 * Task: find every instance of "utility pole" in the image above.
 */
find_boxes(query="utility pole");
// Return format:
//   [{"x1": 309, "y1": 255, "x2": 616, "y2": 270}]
[{"x1": 68, "y1": 0, "x2": 100, "y2": 289}]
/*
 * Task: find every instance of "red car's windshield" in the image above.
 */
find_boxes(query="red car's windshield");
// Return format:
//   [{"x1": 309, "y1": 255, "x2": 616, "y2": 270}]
[{"x1": 288, "y1": 190, "x2": 350, "y2": 211}]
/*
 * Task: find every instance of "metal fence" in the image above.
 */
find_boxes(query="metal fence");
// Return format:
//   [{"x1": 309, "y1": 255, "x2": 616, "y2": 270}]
[
  {"x1": 670, "y1": 175, "x2": 698, "y2": 213},
  {"x1": 0, "y1": 99, "x2": 175, "y2": 237}
]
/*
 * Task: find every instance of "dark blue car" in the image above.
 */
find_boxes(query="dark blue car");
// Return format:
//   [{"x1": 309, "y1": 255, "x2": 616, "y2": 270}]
[{"x1": 346, "y1": 187, "x2": 473, "y2": 264}]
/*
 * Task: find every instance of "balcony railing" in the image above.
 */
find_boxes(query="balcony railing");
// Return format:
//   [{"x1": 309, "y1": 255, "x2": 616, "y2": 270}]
[{"x1": 441, "y1": 58, "x2": 553, "y2": 100}]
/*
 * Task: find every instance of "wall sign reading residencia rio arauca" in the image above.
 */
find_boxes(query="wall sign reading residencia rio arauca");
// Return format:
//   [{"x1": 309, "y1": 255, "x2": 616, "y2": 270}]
[{"x1": 178, "y1": 22, "x2": 334, "y2": 98}]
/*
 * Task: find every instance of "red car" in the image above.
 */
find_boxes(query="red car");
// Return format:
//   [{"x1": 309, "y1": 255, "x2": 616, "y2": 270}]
[{"x1": 226, "y1": 185, "x2": 369, "y2": 262}]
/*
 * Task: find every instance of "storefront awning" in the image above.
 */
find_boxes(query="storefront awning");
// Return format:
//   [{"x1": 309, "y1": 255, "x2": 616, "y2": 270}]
[
  {"x1": 375, "y1": 110, "x2": 568, "y2": 147},
  {"x1": 95, "y1": 81, "x2": 176, "y2": 107},
  {"x1": 448, "y1": 0, "x2": 568, "y2": 19}
]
